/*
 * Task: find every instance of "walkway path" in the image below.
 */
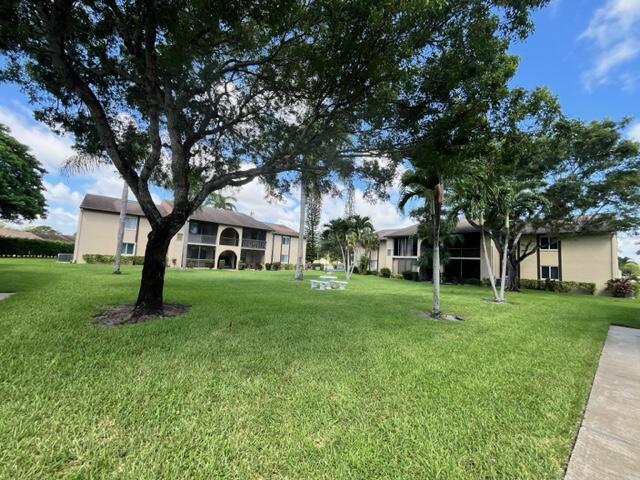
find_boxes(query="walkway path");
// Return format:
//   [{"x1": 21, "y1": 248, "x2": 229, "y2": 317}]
[{"x1": 565, "y1": 325, "x2": 640, "y2": 480}]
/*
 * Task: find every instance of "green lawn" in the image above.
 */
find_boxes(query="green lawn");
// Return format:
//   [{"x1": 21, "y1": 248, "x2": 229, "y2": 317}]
[{"x1": 0, "y1": 260, "x2": 638, "y2": 479}]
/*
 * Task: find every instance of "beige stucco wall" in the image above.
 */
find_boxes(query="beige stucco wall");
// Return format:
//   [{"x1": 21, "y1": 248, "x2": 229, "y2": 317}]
[{"x1": 561, "y1": 234, "x2": 617, "y2": 291}]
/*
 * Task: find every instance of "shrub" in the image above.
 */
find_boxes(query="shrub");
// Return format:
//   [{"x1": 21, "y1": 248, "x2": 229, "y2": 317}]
[
  {"x1": 358, "y1": 255, "x2": 369, "y2": 273},
  {"x1": 401, "y1": 270, "x2": 413, "y2": 280},
  {"x1": 606, "y1": 278, "x2": 638, "y2": 298},
  {"x1": 0, "y1": 237, "x2": 73, "y2": 258},
  {"x1": 352, "y1": 265, "x2": 359, "y2": 274},
  {"x1": 265, "y1": 263, "x2": 272, "y2": 270},
  {"x1": 364, "y1": 270, "x2": 374, "y2": 275},
  {"x1": 520, "y1": 278, "x2": 596, "y2": 295},
  {"x1": 255, "y1": 262, "x2": 263, "y2": 270},
  {"x1": 271, "y1": 262, "x2": 281, "y2": 271},
  {"x1": 238, "y1": 261, "x2": 247, "y2": 270},
  {"x1": 379, "y1": 267, "x2": 391, "y2": 278},
  {"x1": 393, "y1": 274, "x2": 404, "y2": 279},
  {"x1": 311, "y1": 262, "x2": 324, "y2": 270},
  {"x1": 283, "y1": 263, "x2": 293, "y2": 270},
  {"x1": 83, "y1": 254, "x2": 145, "y2": 265}
]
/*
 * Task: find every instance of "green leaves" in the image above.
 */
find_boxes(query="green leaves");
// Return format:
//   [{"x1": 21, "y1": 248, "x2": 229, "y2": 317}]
[{"x1": 0, "y1": 123, "x2": 46, "y2": 222}]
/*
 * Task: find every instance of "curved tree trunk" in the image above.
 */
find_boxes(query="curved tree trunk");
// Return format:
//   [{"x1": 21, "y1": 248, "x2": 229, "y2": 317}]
[
  {"x1": 113, "y1": 181, "x2": 129, "y2": 274},
  {"x1": 133, "y1": 228, "x2": 173, "y2": 316},
  {"x1": 479, "y1": 215, "x2": 499, "y2": 301},
  {"x1": 498, "y1": 214, "x2": 509, "y2": 302}
]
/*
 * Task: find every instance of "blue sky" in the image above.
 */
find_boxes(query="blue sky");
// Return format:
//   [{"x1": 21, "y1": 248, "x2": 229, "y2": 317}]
[{"x1": 1, "y1": 0, "x2": 639, "y2": 259}]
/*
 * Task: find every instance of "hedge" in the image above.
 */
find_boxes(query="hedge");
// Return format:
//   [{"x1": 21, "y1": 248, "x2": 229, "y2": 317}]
[
  {"x1": 0, "y1": 236, "x2": 73, "y2": 258},
  {"x1": 520, "y1": 278, "x2": 596, "y2": 295},
  {"x1": 83, "y1": 254, "x2": 145, "y2": 265}
]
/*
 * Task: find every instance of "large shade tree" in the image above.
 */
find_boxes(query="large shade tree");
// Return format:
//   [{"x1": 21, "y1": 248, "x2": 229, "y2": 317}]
[
  {"x1": 458, "y1": 97, "x2": 640, "y2": 291},
  {"x1": 0, "y1": 123, "x2": 46, "y2": 222},
  {"x1": 0, "y1": 0, "x2": 432, "y2": 316},
  {"x1": 390, "y1": 0, "x2": 543, "y2": 317}
]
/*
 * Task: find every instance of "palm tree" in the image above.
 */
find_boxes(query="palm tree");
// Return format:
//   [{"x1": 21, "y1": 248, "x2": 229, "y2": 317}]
[
  {"x1": 204, "y1": 192, "x2": 236, "y2": 211},
  {"x1": 399, "y1": 168, "x2": 445, "y2": 317},
  {"x1": 321, "y1": 215, "x2": 373, "y2": 280},
  {"x1": 62, "y1": 153, "x2": 130, "y2": 274}
]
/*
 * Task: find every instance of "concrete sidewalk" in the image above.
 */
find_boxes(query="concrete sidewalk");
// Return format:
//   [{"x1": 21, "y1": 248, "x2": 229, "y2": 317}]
[{"x1": 565, "y1": 325, "x2": 640, "y2": 480}]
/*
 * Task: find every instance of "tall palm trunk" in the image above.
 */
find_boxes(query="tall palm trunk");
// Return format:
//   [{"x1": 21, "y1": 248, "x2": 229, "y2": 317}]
[
  {"x1": 498, "y1": 213, "x2": 510, "y2": 302},
  {"x1": 294, "y1": 183, "x2": 307, "y2": 281},
  {"x1": 431, "y1": 190, "x2": 442, "y2": 317},
  {"x1": 480, "y1": 213, "x2": 500, "y2": 301},
  {"x1": 113, "y1": 181, "x2": 128, "y2": 274}
]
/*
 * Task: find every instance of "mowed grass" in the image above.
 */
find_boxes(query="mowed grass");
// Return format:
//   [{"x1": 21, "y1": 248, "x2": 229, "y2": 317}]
[{"x1": 0, "y1": 260, "x2": 638, "y2": 479}]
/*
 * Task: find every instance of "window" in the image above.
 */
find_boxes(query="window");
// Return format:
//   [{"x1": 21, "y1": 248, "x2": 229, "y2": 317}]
[
  {"x1": 280, "y1": 254, "x2": 289, "y2": 262},
  {"x1": 124, "y1": 215, "x2": 137, "y2": 230},
  {"x1": 540, "y1": 265, "x2": 559, "y2": 280},
  {"x1": 393, "y1": 236, "x2": 417, "y2": 257},
  {"x1": 121, "y1": 242, "x2": 135, "y2": 255},
  {"x1": 539, "y1": 236, "x2": 559, "y2": 250},
  {"x1": 187, "y1": 245, "x2": 214, "y2": 260},
  {"x1": 282, "y1": 236, "x2": 290, "y2": 245}
]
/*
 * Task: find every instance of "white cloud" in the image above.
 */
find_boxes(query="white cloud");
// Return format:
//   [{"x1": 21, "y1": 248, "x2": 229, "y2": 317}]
[
  {"x1": 618, "y1": 232, "x2": 640, "y2": 261},
  {"x1": 628, "y1": 121, "x2": 640, "y2": 140},
  {"x1": 0, "y1": 106, "x2": 75, "y2": 172},
  {"x1": 580, "y1": 0, "x2": 640, "y2": 90},
  {"x1": 43, "y1": 180, "x2": 83, "y2": 207}
]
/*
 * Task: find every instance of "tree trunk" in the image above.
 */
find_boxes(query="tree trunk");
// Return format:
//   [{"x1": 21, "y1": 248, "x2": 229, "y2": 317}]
[
  {"x1": 506, "y1": 258, "x2": 520, "y2": 291},
  {"x1": 431, "y1": 193, "x2": 441, "y2": 317},
  {"x1": 113, "y1": 181, "x2": 129, "y2": 274},
  {"x1": 294, "y1": 183, "x2": 306, "y2": 281},
  {"x1": 133, "y1": 228, "x2": 172, "y2": 316},
  {"x1": 480, "y1": 216, "x2": 499, "y2": 301},
  {"x1": 498, "y1": 213, "x2": 510, "y2": 302}
]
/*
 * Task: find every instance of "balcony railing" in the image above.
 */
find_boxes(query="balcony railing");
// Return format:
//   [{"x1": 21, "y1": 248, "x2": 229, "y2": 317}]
[
  {"x1": 188, "y1": 233, "x2": 216, "y2": 245},
  {"x1": 186, "y1": 258, "x2": 215, "y2": 268},
  {"x1": 219, "y1": 235, "x2": 239, "y2": 246},
  {"x1": 241, "y1": 238, "x2": 267, "y2": 250}
]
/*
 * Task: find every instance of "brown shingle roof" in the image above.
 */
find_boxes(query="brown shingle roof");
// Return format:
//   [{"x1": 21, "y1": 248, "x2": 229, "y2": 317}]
[
  {"x1": 80, "y1": 193, "x2": 152, "y2": 216},
  {"x1": 81, "y1": 193, "x2": 283, "y2": 232},
  {"x1": 263, "y1": 222, "x2": 299, "y2": 237},
  {"x1": 377, "y1": 219, "x2": 479, "y2": 238},
  {"x1": 0, "y1": 227, "x2": 42, "y2": 240},
  {"x1": 190, "y1": 207, "x2": 272, "y2": 230}
]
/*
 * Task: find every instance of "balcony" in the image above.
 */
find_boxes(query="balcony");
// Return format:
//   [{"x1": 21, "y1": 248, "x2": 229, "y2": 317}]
[
  {"x1": 241, "y1": 238, "x2": 267, "y2": 250},
  {"x1": 188, "y1": 233, "x2": 216, "y2": 245},
  {"x1": 186, "y1": 258, "x2": 215, "y2": 268}
]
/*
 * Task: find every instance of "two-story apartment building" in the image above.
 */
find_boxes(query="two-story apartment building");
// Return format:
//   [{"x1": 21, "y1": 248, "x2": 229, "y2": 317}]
[
  {"x1": 73, "y1": 194, "x2": 304, "y2": 269},
  {"x1": 374, "y1": 219, "x2": 620, "y2": 292}
]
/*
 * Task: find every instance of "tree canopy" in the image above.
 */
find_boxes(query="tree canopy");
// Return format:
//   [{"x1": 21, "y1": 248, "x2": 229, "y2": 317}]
[{"x1": 0, "y1": 123, "x2": 46, "y2": 222}]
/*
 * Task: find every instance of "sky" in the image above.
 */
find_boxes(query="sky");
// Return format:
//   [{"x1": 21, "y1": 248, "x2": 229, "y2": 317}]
[{"x1": 0, "y1": 0, "x2": 639, "y2": 259}]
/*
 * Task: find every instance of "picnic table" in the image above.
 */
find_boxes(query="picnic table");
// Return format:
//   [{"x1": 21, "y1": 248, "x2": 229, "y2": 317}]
[{"x1": 311, "y1": 275, "x2": 347, "y2": 290}]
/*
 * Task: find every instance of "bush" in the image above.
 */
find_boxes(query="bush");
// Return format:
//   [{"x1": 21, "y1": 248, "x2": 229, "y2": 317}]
[
  {"x1": 271, "y1": 262, "x2": 281, "y2": 271},
  {"x1": 400, "y1": 270, "x2": 421, "y2": 281},
  {"x1": 364, "y1": 270, "x2": 374, "y2": 275},
  {"x1": 83, "y1": 254, "x2": 145, "y2": 265},
  {"x1": 265, "y1": 263, "x2": 272, "y2": 270},
  {"x1": 311, "y1": 262, "x2": 324, "y2": 270},
  {"x1": 0, "y1": 236, "x2": 73, "y2": 258},
  {"x1": 352, "y1": 265, "x2": 359, "y2": 274},
  {"x1": 393, "y1": 274, "x2": 404, "y2": 280},
  {"x1": 255, "y1": 262, "x2": 263, "y2": 270},
  {"x1": 379, "y1": 267, "x2": 391, "y2": 278},
  {"x1": 606, "y1": 278, "x2": 638, "y2": 298},
  {"x1": 520, "y1": 278, "x2": 596, "y2": 295},
  {"x1": 283, "y1": 263, "x2": 293, "y2": 270},
  {"x1": 238, "y1": 261, "x2": 247, "y2": 270},
  {"x1": 358, "y1": 255, "x2": 369, "y2": 273}
]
